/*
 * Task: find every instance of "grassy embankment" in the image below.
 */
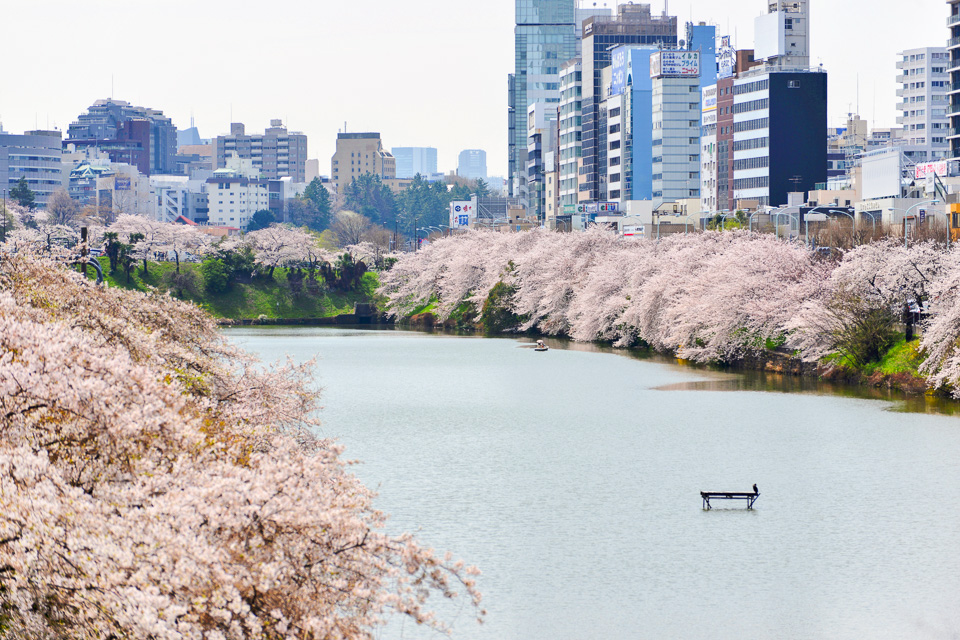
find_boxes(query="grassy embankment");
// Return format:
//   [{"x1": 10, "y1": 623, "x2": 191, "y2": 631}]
[{"x1": 83, "y1": 257, "x2": 382, "y2": 320}]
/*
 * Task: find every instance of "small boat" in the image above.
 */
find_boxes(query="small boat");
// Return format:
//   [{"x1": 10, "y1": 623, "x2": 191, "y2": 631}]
[{"x1": 534, "y1": 340, "x2": 549, "y2": 352}]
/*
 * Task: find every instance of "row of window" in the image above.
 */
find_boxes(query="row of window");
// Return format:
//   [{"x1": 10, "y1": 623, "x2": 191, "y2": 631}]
[
  {"x1": 734, "y1": 79, "x2": 769, "y2": 96},
  {"x1": 733, "y1": 136, "x2": 768, "y2": 151},
  {"x1": 732, "y1": 156, "x2": 769, "y2": 171},
  {"x1": 734, "y1": 117, "x2": 769, "y2": 133},
  {"x1": 733, "y1": 98, "x2": 769, "y2": 114},
  {"x1": 733, "y1": 176, "x2": 769, "y2": 190}
]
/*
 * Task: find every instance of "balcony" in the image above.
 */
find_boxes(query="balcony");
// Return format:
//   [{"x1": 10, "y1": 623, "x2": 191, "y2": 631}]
[
  {"x1": 948, "y1": 103, "x2": 960, "y2": 115},
  {"x1": 950, "y1": 35, "x2": 960, "y2": 48},
  {"x1": 896, "y1": 87, "x2": 906, "y2": 96},
  {"x1": 948, "y1": 13, "x2": 960, "y2": 27},
  {"x1": 948, "y1": 127, "x2": 960, "y2": 138}
]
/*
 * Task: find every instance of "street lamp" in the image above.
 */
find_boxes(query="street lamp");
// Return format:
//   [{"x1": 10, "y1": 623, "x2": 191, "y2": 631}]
[
  {"x1": 806, "y1": 206, "x2": 855, "y2": 248},
  {"x1": 772, "y1": 210, "x2": 799, "y2": 241},
  {"x1": 898, "y1": 199, "x2": 940, "y2": 248}
]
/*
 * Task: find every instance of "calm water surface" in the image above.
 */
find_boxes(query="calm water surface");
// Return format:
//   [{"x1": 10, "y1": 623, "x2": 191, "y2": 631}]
[{"x1": 228, "y1": 327, "x2": 960, "y2": 640}]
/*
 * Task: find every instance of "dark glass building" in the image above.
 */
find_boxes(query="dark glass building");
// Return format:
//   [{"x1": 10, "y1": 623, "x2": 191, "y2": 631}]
[{"x1": 580, "y1": 5, "x2": 677, "y2": 202}]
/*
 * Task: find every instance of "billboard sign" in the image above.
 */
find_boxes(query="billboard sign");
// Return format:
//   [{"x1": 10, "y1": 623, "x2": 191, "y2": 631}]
[
  {"x1": 450, "y1": 201, "x2": 474, "y2": 227},
  {"x1": 114, "y1": 176, "x2": 131, "y2": 191},
  {"x1": 702, "y1": 85, "x2": 717, "y2": 112},
  {"x1": 915, "y1": 161, "x2": 948, "y2": 180},
  {"x1": 610, "y1": 46, "x2": 627, "y2": 96},
  {"x1": 717, "y1": 36, "x2": 736, "y2": 79},
  {"x1": 702, "y1": 110, "x2": 717, "y2": 126},
  {"x1": 586, "y1": 202, "x2": 620, "y2": 213},
  {"x1": 650, "y1": 51, "x2": 700, "y2": 78},
  {"x1": 564, "y1": 202, "x2": 620, "y2": 214},
  {"x1": 622, "y1": 225, "x2": 645, "y2": 237}
]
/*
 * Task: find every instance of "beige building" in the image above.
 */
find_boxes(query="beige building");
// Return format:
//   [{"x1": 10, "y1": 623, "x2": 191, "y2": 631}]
[{"x1": 331, "y1": 132, "x2": 396, "y2": 190}]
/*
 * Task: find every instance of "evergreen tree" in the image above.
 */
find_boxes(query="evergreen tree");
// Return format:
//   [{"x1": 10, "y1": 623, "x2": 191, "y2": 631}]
[{"x1": 10, "y1": 177, "x2": 35, "y2": 210}]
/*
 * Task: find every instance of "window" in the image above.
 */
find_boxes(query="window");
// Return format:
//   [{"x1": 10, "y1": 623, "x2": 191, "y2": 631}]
[{"x1": 788, "y1": 80, "x2": 801, "y2": 88}]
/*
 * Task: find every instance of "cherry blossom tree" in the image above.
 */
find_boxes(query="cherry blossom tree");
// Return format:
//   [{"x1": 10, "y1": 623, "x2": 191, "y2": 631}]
[
  {"x1": 0, "y1": 249, "x2": 483, "y2": 637},
  {"x1": 246, "y1": 224, "x2": 322, "y2": 278}
]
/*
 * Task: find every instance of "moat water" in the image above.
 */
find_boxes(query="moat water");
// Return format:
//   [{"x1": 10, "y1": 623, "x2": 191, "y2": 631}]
[{"x1": 230, "y1": 327, "x2": 960, "y2": 640}]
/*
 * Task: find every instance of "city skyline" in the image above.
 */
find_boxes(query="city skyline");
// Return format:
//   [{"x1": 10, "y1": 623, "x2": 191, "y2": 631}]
[{"x1": 0, "y1": 0, "x2": 949, "y2": 178}]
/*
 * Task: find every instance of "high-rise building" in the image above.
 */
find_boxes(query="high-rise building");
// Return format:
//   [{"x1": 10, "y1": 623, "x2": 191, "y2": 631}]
[
  {"x1": 331, "y1": 133, "x2": 396, "y2": 189},
  {"x1": 896, "y1": 47, "x2": 950, "y2": 162},
  {"x1": 527, "y1": 103, "x2": 559, "y2": 222},
  {"x1": 650, "y1": 51, "x2": 703, "y2": 202},
  {"x1": 579, "y1": 4, "x2": 677, "y2": 202},
  {"x1": 215, "y1": 120, "x2": 307, "y2": 182},
  {"x1": 558, "y1": 59, "x2": 584, "y2": 207},
  {"x1": 949, "y1": 1, "x2": 960, "y2": 160},
  {"x1": 458, "y1": 149, "x2": 488, "y2": 180},
  {"x1": 508, "y1": 0, "x2": 577, "y2": 196},
  {"x1": 392, "y1": 147, "x2": 438, "y2": 179},
  {"x1": 0, "y1": 130, "x2": 65, "y2": 208},
  {"x1": 730, "y1": 69, "x2": 827, "y2": 207},
  {"x1": 67, "y1": 99, "x2": 177, "y2": 175}
]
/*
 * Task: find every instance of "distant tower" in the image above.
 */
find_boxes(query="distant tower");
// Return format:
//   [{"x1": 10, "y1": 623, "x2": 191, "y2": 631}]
[{"x1": 458, "y1": 149, "x2": 487, "y2": 180}]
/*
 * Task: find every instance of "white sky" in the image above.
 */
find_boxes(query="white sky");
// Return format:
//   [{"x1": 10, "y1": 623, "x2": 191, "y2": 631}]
[{"x1": 0, "y1": 0, "x2": 950, "y2": 178}]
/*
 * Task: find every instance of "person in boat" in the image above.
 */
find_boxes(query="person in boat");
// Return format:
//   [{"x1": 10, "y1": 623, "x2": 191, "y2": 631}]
[{"x1": 536, "y1": 340, "x2": 545, "y2": 348}]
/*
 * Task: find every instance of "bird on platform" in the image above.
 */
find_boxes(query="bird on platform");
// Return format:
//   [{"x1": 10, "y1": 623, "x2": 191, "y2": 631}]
[{"x1": 753, "y1": 483, "x2": 759, "y2": 495}]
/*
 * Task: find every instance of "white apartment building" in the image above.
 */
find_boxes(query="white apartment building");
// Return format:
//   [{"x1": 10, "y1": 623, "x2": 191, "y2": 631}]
[
  {"x1": 605, "y1": 89, "x2": 627, "y2": 203},
  {"x1": 896, "y1": 47, "x2": 950, "y2": 162},
  {"x1": 700, "y1": 85, "x2": 718, "y2": 212},
  {"x1": 558, "y1": 60, "x2": 583, "y2": 207},
  {"x1": 205, "y1": 174, "x2": 269, "y2": 229}
]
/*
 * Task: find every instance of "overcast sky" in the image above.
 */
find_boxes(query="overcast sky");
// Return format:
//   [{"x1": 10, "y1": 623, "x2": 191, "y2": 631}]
[{"x1": 0, "y1": 0, "x2": 950, "y2": 178}]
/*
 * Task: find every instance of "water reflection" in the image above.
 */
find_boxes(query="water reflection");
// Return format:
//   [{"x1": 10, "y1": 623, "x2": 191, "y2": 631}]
[{"x1": 223, "y1": 325, "x2": 960, "y2": 417}]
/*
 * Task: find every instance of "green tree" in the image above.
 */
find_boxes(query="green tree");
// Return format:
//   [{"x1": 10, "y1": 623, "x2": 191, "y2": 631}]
[
  {"x1": 10, "y1": 177, "x2": 35, "y2": 210},
  {"x1": 293, "y1": 178, "x2": 334, "y2": 232},
  {"x1": 201, "y1": 256, "x2": 231, "y2": 294},
  {"x1": 246, "y1": 209, "x2": 275, "y2": 232},
  {"x1": 344, "y1": 174, "x2": 397, "y2": 227},
  {"x1": 396, "y1": 175, "x2": 452, "y2": 233},
  {"x1": 474, "y1": 178, "x2": 490, "y2": 197}
]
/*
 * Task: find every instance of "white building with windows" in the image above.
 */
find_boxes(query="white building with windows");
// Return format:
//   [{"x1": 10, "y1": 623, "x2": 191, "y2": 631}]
[
  {"x1": 558, "y1": 59, "x2": 583, "y2": 207},
  {"x1": 205, "y1": 173, "x2": 269, "y2": 229},
  {"x1": 896, "y1": 46, "x2": 950, "y2": 163},
  {"x1": 651, "y1": 51, "x2": 701, "y2": 202}
]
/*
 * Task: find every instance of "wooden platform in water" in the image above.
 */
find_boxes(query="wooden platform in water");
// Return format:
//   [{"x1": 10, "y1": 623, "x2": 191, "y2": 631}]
[{"x1": 701, "y1": 491, "x2": 760, "y2": 510}]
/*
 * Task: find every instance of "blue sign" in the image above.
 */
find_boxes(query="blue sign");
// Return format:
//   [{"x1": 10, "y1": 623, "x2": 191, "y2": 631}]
[
  {"x1": 458, "y1": 215, "x2": 468, "y2": 226},
  {"x1": 610, "y1": 46, "x2": 627, "y2": 96}
]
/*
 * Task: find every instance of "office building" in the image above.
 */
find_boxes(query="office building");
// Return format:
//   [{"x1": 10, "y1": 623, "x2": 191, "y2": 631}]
[
  {"x1": 508, "y1": 0, "x2": 578, "y2": 196},
  {"x1": 730, "y1": 69, "x2": 827, "y2": 207},
  {"x1": 215, "y1": 120, "x2": 307, "y2": 182},
  {"x1": 650, "y1": 51, "x2": 702, "y2": 202},
  {"x1": 558, "y1": 59, "x2": 584, "y2": 207},
  {"x1": 67, "y1": 99, "x2": 178, "y2": 175},
  {"x1": 579, "y1": 4, "x2": 677, "y2": 202},
  {"x1": 0, "y1": 130, "x2": 65, "y2": 208},
  {"x1": 949, "y1": 0, "x2": 960, "y2": 160},
  {"x1": 458, "y1": 149, "x2": 488, "y2": 179},
  {"x1": 527, "y1": 103, "x2": 559, "y2": 222},
  {"x1": 896, "y1": 47, "x2": 950, "y2": 163},
  {"x1": 392, "y1": 147, "x2": 438, "y2": 179},
  {"x1": 331, "y1": 132, "x2": 396, "y2": 189}
]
